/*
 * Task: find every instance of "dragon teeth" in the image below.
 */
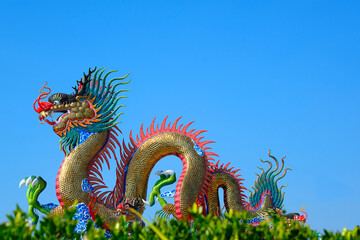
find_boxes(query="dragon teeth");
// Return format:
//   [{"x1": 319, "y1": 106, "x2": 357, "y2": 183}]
[{"x1": 39, "y1": 111, "x2": 51, "y2": 119}]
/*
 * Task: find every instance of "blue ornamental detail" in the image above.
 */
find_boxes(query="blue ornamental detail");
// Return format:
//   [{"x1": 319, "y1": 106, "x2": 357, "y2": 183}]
[
  {"x1": 247, "y1": 217, "x2": 263, "y2": 225},
  {"x1": 73, "y1": 203, "x2": 91, "y2": 233},
  {"x1": 160, "y1": 188, "x2": 176, "y2": 198},
  {"x1": 77, "y1": 129, "x2": 95, "y2": 145},
  {"x1": 104, "y1": 230, "x2": 112, "y2": 238},
  {"x1": 192, "y1": 139, "x2": 204, "y2": 156},
  {"x1": 73, "y1": 203, "x2": 112, "y2": 238},
  {"x1": 81, "y1": 178, "x2": 95, "y2": 193},
  {"x1": 41, "y1": 203, "x2": 59, "y2": 210}
]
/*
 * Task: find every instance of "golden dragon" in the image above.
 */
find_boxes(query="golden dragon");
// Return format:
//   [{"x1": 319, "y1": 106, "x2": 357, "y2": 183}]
[{"x1": 21, "y1": 68, "x2": 301, "y2": 230}]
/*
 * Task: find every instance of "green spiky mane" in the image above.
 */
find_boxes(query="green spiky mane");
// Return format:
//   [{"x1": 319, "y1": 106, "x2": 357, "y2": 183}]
[{"x1": 84, "y1": 68, "x2": 130, "y2": 131}]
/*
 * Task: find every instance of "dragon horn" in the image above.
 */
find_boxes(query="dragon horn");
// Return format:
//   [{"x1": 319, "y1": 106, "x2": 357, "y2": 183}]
[{"x1": 75, "y1": 67, "x2": 97, "y2": 96}]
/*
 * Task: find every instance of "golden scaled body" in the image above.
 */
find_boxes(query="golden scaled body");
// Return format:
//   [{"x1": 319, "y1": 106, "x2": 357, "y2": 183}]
[
  {"x1": 50, "y1": 131, "x2": 111, "y2": 217},
  {"x1": 51, "y1": 127, "x2": 272, "y2": 225},
  {"x1": 51, "y1": 130, "x2": 209, "y2": 225}
]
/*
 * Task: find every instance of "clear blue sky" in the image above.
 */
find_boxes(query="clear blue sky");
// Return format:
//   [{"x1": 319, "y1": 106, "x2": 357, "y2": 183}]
[{"x1": 0, "y1": 0, "x2": 359, "y2": 233}]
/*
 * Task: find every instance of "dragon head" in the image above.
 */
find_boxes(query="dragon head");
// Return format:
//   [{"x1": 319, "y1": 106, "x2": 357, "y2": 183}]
[
  {"x1": 279, "y1": 206, "x2": 308, "y2": 224},
  {"x1": 33, "y1": 68, "x2": 130, "y2": 155}
]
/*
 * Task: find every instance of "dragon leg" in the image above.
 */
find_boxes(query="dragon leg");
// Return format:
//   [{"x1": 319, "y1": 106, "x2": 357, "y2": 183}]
[
  {"x1": 19, "y1": 176, "x2": 52, "y2": 224},
  {"x1": 143, "y1": 170, "x2": 178, "y2": 220},
  {"x1": 144, "y1": 170, "x2": 176, "y2": 207}
]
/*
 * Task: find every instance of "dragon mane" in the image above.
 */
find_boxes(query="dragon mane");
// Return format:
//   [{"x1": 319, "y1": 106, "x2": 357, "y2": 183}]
[{"x1": 58, "y1": 68, "x2": 130, "y2": 155}]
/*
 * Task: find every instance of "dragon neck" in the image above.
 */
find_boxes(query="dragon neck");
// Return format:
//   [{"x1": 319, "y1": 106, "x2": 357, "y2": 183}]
[{"x1": 55, "y1": 130, "x2": 109, "y2": 207}]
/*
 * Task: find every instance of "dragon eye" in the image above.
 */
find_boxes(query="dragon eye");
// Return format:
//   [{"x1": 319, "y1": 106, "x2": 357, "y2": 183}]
[{"x1": 53, "y1": 100, "x2": 60, "y2": 105}]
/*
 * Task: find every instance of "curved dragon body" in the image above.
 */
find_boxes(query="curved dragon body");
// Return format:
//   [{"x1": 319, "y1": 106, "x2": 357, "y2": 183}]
[
  {"x1": 26, "y1": 68, "x2": 295, "y2": 227},
  {"x1": 124, "y1": 131, "x2": 209, "y2": 222}
]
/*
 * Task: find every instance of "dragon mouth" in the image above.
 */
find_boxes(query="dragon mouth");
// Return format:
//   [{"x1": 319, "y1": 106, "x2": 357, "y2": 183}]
[{"x1": 39, "y1": 109, "x2": 70, "y2": 126}]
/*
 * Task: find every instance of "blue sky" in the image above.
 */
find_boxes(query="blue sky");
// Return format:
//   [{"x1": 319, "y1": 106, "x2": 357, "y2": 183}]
[{"x1": 0, "y1": 0, "x2": 359, "y2": 233}]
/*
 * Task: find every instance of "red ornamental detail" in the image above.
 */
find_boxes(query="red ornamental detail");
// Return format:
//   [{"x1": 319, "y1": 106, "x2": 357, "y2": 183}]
[
  {"x1": 88, "y1": 192, "x2": 110, "y2": 230},
  {"x1": 295, "y1": 206, "x2": 308, "y2": 223},
  {"x1": 33, "y1": 82, "x2": 54, "y2": 114}
]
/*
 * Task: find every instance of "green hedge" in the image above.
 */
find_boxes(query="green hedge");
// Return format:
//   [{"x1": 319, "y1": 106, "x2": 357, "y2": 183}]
[{"x1": 1, "y1": 205, "x2": 359, "y2": 240}]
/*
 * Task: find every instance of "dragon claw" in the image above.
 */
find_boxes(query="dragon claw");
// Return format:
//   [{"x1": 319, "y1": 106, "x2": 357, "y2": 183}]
[
  {"x1": 19, "y1": 179, "x2": 26, "y2": 188},
  {"x1": 25, "y1": 218, "x2": 33, "y2": 227},
  {"x1": 32, "y1": 178, "x2": 39, "y2": 186},
  {"x1": 25, "y1": 177, "x2": 33, "y2": 186},
  {"x1": 163, "y1": 170, "x2": 174, "y2": 176},
  {"x1": 155, "y1": 170, "x2": 174, "y2": 176},
  {"x1": 142, "y1": 199, "x2": 150, "y2": 206}
]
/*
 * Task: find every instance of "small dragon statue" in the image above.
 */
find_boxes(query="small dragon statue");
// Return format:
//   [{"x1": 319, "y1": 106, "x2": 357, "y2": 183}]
[{"x1": 21, "y1": 68, "x2": 304, "y2": 230}]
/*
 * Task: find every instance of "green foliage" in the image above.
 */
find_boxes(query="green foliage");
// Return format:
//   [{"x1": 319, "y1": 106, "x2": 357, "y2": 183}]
[{"x1": 1, "y1": 204, "x2": 359, "y2": 239}]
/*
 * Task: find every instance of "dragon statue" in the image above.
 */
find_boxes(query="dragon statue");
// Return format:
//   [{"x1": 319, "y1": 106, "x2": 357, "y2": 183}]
[{"x1": 20, "y1": 68, "x2": 306, "y2": 232}]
